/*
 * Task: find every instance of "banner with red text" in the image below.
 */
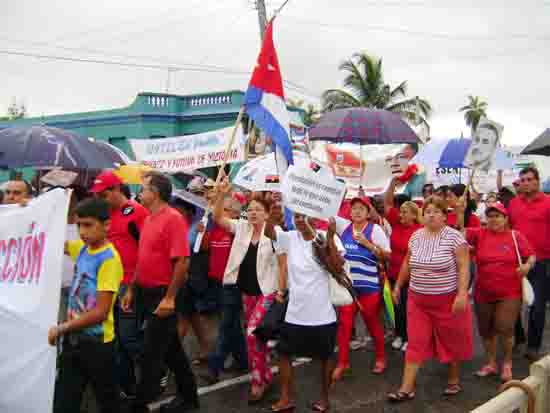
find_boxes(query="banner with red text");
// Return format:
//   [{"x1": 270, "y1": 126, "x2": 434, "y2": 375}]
[
  {"x1": 129, "y1": 126, "x2": 246, "y2": 172},
  {"x1": 0, "y1": 189, "x2": 70, "y2": 413}
]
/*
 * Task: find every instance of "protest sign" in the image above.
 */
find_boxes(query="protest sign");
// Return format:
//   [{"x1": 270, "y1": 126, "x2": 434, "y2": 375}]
[
  {"x1": 464, "y1": 118, "x2": 504, "y2": 172},
  {"x1": 40, "y1": 169, "x2": 78, "y2": 187},
  {"x1": 281, "y1": 164, "x2": 346, "y2": 219},
  {"x1": 0, "y1": 189, "x2": 70, "y2": 413},
  {"x1": 130, "y1": 126, "x2": 246, "y2": 172}
]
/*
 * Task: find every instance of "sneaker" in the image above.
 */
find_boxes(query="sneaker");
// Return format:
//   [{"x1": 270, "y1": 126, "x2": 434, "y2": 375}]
[
  {"x1": 160, "y1": 395, "x2": 199, "y2": 412},
  {"x1": 392, "y1": 337, "x2": 403, "y2": 350},
  {"x1": 160, "y1": 371, "x2": 170, "y2": 392},
  {"x1": 401, "y1": 342, "x2": 408, "y2": 352}
]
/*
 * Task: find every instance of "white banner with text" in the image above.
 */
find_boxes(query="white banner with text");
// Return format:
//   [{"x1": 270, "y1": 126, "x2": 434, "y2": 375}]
[
  {"x1": 0, "y1": 189, "x2": 69, "y2": 413},
  {"x1": 130, "y1": 126, "x2": 246, "y2": 172}
]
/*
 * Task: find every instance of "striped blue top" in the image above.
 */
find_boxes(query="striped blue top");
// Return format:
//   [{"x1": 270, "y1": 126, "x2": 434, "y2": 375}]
[{"x1": 340, "y1": 223, "x2": 380, "y2": 295}]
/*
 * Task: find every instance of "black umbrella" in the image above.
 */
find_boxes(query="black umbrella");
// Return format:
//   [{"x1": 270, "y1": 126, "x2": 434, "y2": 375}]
[
  {"x1": 521, "y1": 129, "x2": 550, "y2": 156},
  {"x1": 0, "y1": 126, "x2": 118, "y2": 170},
  {"x1": 309, "y1": 108, "x2": 419, "y2": 145}
]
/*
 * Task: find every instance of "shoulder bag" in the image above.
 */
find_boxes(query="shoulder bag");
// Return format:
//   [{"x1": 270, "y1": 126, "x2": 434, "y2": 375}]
[{"x1": 511, "y1": 230, "x2": 534, "y2": 306}]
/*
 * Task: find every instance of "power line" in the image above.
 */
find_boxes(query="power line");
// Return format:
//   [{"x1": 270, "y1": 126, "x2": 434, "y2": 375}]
[
  {"x1": 281, "y1": 15, "x2": 550, "y2": 42},
  {"x1": 0, "y1": 48, "x2": 321, "y2": 99}
]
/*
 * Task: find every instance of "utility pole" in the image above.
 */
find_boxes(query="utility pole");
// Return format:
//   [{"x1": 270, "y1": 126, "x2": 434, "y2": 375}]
[{"x1": 255, "y1": 0, "x2": 268, "y2": 41}]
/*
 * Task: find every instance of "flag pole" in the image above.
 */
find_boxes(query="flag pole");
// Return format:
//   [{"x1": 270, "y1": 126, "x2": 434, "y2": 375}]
[{"x1": 215, "y1": 106, "x2": 245, "y2": 184}]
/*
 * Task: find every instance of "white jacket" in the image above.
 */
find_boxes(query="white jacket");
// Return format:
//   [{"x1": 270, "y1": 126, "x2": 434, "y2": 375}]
[{"x1": 223, "y1": 220, "x2": 279, "y2": 296}]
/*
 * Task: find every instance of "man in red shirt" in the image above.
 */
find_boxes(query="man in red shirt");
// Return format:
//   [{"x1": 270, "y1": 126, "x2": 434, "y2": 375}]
[
  {"x1": 90, "y1": 171, "x2": 149, "y2": 399},
  {"x1": 122, "y1": 171, "x2": 199, "y2": 412},
  {"x1": 508, "y1": 166, "x2": 550, "y2": 360}
]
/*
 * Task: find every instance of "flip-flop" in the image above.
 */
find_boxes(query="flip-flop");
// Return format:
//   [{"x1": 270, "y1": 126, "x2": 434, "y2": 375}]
[
  {"x1": 264, "y1": 403, "x2": 296, "y2": 412},
  {"x1": 443, "y1": 383, "x2": 462, "y2": 396},
  {"x1": 310, "y1": 401, "x2": 330, "y2": 412},
  {"x1": 387, "y1": 390, "x2": 416, "y2": 403}
]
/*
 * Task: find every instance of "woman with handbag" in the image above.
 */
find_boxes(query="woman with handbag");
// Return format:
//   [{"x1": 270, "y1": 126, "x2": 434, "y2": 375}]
[
  {"x1": 331, "y1": 196, "x2": 392, "y2": 380},
  {"x1": 213, "y1": 177, "x2": 281, "y2": 403},
  {"x1": 264, "y1": 213, "x2": 347, "y2": 413},
  {"x1": 458, "y1": 201, "x2": 535, "y2": 382}
]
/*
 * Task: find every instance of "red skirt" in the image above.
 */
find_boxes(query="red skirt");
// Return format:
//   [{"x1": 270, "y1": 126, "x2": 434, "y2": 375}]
[{"x1": 406, "y1": 291, "x2": 473, "y2": 364}]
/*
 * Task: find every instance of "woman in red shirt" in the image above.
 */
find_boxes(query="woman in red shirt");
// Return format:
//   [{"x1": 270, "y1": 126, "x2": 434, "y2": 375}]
[
  {"x1": 384, "y1": 178, "x2": 423, "y2": 351},
  {"x1": 462, "y1": 202, "x2": 535, "y2": 382}
]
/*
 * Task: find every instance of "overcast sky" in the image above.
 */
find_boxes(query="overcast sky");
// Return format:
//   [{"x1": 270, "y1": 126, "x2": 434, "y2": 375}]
[{"x1": 2, "y1": 0, "x2": 549, "y2": 145}]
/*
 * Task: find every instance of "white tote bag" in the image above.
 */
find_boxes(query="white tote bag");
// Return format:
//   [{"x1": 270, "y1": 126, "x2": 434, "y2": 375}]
[
  {"x1": 329, "y1": 262, "x2": 353, "y2": 307},
  {"x1": 511, "y1": 230, "x2": 535, "y2": 307}
]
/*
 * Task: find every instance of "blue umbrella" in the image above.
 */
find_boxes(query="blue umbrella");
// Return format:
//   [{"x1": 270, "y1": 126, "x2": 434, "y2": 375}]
[
  {"x1": 411, "y1": 137, "x2": 514, "y2": 170},
  {"x1": 0, "y1": 126, "x2": 118, "y2": 170}
]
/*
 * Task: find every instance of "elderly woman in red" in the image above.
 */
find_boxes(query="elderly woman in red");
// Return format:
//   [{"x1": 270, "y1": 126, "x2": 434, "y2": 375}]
[
  {"x1": 458, "y1": 202, "x2": 535, "y2": 382},
  {"x1": 388, "y1": 196, "x2": 472, "y2": 402}
]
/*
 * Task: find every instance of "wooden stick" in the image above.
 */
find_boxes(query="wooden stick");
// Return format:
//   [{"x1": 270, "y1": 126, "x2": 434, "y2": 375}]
[{"x1": 216, "y1": 107, "x2": 245, "y2": 185}]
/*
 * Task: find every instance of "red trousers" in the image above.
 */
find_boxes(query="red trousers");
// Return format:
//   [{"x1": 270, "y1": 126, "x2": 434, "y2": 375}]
[{"x1": 336, "y1": 292, "x2": 385, "y2": 367}]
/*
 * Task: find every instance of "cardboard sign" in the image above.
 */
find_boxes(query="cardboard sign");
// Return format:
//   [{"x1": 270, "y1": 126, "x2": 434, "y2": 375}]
[
  {"x1": 40, "y1": 169, "x2": 78, "y2": 187},
  {"x1": 281, "y1": 164, "x2": 345, "y2": 219}
]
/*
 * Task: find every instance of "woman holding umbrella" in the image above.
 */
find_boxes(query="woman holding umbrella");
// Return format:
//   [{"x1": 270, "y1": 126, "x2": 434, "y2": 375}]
[{"x1": 330, "y1": 196, "x2": 391, "y2": 381}]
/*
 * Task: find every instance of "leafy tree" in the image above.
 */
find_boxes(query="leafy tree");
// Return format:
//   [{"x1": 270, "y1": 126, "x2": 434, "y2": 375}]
[{"x1": 322, "y1": 52, "x2": 432, "y2": 133}]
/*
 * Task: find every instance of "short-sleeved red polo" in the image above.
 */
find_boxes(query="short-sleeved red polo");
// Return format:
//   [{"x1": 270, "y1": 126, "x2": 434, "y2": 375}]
[
  {"x1": 136, "y1": 206, "x2": 190, "y2": 288},
  {"x1": 108, "y1": 200, "x2": 149, "y2": 285},
  {"x1": 508, "y1": 192, "x2": 550, "y2": 260}
]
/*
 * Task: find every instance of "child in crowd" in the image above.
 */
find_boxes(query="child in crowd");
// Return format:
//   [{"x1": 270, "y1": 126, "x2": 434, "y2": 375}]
[{"x1": 48, "y1": 198, "x2": 123, "y2": 413}]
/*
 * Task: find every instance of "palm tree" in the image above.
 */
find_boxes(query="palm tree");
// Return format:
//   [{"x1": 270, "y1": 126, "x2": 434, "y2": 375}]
[
  {"x1": 287, "y1": 98, "x2": 320, "y2": 127},
  {"x1": 459, "y1": 95, "x2": 488, "y2": 133},
  {"x1": 322, "y1": 52, "x2": 432, "y2": 133}
]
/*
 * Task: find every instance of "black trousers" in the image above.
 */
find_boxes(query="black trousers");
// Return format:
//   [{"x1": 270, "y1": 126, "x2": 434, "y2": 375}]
[
  {"x1": 53, "y1": 337, "x2": 120, "y2": 413},
  {"x1": 528, "y1": 259, "x2": 550, "y2": 351},
  {"x1": 135, "y1": 286, "x2": 199, "y2": 406}
]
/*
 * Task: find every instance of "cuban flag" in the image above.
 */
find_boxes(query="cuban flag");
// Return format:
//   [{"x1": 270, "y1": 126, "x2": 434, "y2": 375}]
[{"x1": 244, "y1": 18, "x2": 293, "y2": 178}]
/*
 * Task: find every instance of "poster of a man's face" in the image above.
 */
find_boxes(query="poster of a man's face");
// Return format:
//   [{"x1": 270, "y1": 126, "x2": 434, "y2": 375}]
[{"x1": 464, "y1": 118, "x2": 503, "y2": 171}]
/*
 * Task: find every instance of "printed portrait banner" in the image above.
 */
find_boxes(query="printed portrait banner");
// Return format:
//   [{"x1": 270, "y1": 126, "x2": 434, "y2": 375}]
[
  {"x1": 0, "y1": 189, "x2": 70, "y2": 413},
  {"x1": 463, "y1": 118, "x2": 504, "y2": 172},
  {"x1": 129, "y1": 126, "x2": 246, "y2": 172},
  {"x1": 281, "y1": 164, "x2": 346, "y2": 219}
]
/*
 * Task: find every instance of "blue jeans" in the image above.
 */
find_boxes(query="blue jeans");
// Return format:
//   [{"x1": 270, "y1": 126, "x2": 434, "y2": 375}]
[
  {"x1": 208, "y1": 285, "x2": 248, "y2": 376},
  {"x1": 114, "y1": 284, "x2": 144, "y2": 393},
  {"x1": 528, "y1": 259, "x2": 550, "y2": 351}
]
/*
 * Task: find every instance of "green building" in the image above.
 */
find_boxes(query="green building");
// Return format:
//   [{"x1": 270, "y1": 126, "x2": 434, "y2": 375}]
[{"x1": 0, "y1": 90, "x2": 305, "y2": 182}]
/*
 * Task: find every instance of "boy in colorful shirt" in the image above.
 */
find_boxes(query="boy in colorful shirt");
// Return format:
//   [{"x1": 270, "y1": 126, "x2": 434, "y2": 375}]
[{"x1": 48, "y1": 198, "x2": 123, "y2": 413}]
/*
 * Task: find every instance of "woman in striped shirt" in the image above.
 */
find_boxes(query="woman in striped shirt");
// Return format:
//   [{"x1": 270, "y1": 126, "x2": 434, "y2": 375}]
[
  {"x1": 330, "y1": 196, "x2": 391, "y2": 381},
  {"x1": 388, "y1": 196, "x2": 473, "y2": 402}
]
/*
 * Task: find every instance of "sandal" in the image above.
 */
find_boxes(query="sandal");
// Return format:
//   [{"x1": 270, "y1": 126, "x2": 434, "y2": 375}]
[
  {"x1": 331, "y1": 365, "x2": 350, "y2": 383},
  {"x1": 372, "y1": 360, "x2": 386, "y2": 375},
  {"x1": 264, "y1": 403, "x2": 295, "y2": 412},
  {"x1": 310, "y1": 401, "x2": 330, "y2": 412},
  {"x1": 387, "y1": 390, "x2": 416, "y2": 403},
  {"x1": 191, "y1": 354, "x2": 208, "y2": 366},
  {"x1": 500, "y1": 362, "x2": 513, "y2": 382},
  {"x1": 443, "y1": 383, "x2": 462, "y2": 396},
  {"x1": 474, "y1": 364, "x2": 498, "y2": 378}
]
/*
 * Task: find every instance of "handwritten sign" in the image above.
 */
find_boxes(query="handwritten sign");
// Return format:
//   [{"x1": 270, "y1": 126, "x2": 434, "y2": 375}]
[
  {"x1": 129, "y1": 126, "x2": 245, "y2": 172},
  {"x1": 281, "y1": 164, "x2": 345, "y2": 219}
]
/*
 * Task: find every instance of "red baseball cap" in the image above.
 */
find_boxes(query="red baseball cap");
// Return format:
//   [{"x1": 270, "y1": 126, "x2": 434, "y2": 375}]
[
  {"x1": 90, "y1": 171, "x2": 123, "y2": 193},
  {"x1": 485, "y1": 202, "x2": 508, "y2": 217},
  {"x1": 350, "y1": 196, "x2": 372, "y2": 209}
]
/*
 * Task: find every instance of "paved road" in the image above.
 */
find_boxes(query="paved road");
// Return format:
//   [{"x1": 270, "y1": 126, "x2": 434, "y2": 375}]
[
  {"x1": 152, "y1": 309, "x2": 550, "y2": 413},
  {"x1": 81, "y1": 309, "x2": 550, "y2": 412}
]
